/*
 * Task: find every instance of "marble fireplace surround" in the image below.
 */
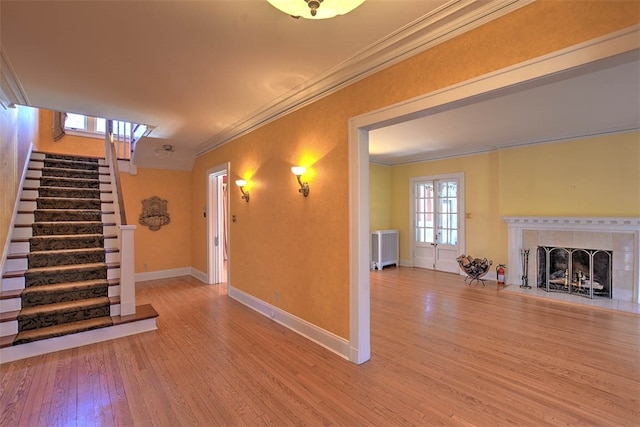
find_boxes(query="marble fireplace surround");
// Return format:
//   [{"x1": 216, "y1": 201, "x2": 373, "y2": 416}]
[{"x1": 504, "y1": 217, "x2": 640, "y2": 303}]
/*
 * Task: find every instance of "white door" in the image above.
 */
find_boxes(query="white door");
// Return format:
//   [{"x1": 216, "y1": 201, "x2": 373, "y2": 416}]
[
  {"x1": 412, "y1": 174, "x2": 464, "y2": 273},
  {"x1": 207, "y1": 164, "x2": 229, "y2": 285}
]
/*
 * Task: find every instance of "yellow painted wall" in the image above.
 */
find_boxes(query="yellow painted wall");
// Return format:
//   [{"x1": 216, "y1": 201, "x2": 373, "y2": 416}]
[
  {"x1": 36, "y1": 109, "x2": 105, "y2": 158},
  {"x1": 500, "y1": 132, "x2": 640, "y2": 217},
  {"x1": 370, "y1": 163, "x2": 392, "y2": 230},
  {"x1": 120, "y1": 168, "x2": 192, "y2": 274},
  {"x1": 192, "y1": 1, "x2": 640, "y2": 340},
  {"x1": 379, "y1": 132, "x2": 639, "y2": 269},
  {"x1": 389, "y1": 152, "x2": 499, "y2": 263}
]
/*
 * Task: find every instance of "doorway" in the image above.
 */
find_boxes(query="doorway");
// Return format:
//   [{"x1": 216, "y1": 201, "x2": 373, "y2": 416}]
[
  {"x1": 207, "y1": 164, "x2": 229, "y2": 285},
  {"x1": 411, "y1": 174, "x2": 464, "y2": 274}
]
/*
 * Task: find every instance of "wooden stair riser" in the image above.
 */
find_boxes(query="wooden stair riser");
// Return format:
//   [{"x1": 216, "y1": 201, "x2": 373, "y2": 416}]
[
  {"x1": 21, "y1": 283, "x2": 109, "y2": 308},
  {"x1": 36, "y1": 198, "x2": 102, "y2": 210},
  {"x1": 18, "y1": 302, "x2": 111, "y2": 332},
  {"x1": 24, "y1": 265, "x2": 107, "y2": 287},
  {"x1": 27, "y1": 249, "x2": 106, "y2": 269},
  {"x1": 30, "y1": 234, "x2": 105, "y2": 251}
]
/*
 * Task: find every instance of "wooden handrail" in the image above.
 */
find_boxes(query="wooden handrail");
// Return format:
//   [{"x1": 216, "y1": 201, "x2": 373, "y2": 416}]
[{"x1": 106, "y1": 120, "x2": 128, "y2": 225}]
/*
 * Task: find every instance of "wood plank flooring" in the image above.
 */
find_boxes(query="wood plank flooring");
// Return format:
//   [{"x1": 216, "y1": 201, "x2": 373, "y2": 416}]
[{"x1": 1, "y1": 267, "x2": 638, "y2": 426}]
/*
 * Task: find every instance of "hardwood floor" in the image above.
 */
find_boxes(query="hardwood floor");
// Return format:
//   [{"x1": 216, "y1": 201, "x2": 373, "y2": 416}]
[{"x1": 1, "y1": 267, "x2": 638, "y2": 426}]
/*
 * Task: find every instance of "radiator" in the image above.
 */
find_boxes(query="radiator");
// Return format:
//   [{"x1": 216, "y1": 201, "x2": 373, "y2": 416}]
[{"x1": 371, "y1": 229, "x2": 399, "y2": 270}]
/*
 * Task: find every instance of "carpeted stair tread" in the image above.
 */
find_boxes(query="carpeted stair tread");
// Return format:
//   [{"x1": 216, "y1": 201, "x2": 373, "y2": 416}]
[
  {"x1": 34, "y1": 209, "x2": 104, "y2": 222},
  {"x1": 37, "y1": 197, "x2": 102, "y2": 210},
  {"x1": 13, "y1": 316, "x2": 113, "y2": 345},
  {"x1": 21, "y1": 279, "x2": 109, "y2": 297},
  {"x1": 42, "y1": 153, "x2": 100, "y2": 162},
  {"x1": 37, "y1": 186, "x2": 102, "y2": 199},
  {"x1": 32, "y1": 221, "x2": 104, "y2": 236},
  {"x1": 18, "y1": 296, "x2": 110, "y2": 318},
  {"x1": 26, "y1": 262, "x2": 107, "y2": 275},
  {"x1": 11, "y1": 153, "x2": 117, "y2": 346},
  {"x1": 30, "y1": 234, "x2": 104, "y2": 251},
  {"x1": 27, "y1": 247, "x2": 106, "y2": 268}
]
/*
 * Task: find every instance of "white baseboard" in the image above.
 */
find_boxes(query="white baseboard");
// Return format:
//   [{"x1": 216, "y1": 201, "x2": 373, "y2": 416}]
[
  {"x1": 135, "y1": 267, "x2": 192, "y2": 282},
  {"x1": 228, "y1": 286, "x2": 350, "y2": 361},
  {"x1": 0, "y1": 318, "x2": 157, "y2": 364},
  {"x1": 190, "y1": 267, "x2": 207, "y2": 283}
]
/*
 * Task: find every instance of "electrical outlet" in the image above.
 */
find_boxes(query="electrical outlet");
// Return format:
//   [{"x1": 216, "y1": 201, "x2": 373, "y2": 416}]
[{"x1": 275, "y1": 290, "x2": 280, "y2": 301}]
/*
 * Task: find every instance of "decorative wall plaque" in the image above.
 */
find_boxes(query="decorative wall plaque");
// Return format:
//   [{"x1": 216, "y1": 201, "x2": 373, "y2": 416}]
[{"x1": 139, "y1": 196, "x2": 170, "y2": 231}]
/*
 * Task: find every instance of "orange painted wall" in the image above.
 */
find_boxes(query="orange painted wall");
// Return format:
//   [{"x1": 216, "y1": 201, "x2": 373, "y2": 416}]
[
  {"x1": 36, "y1": 109, "x2": 105, "y2": 158},
  {"x1": 192, "y1": 2, "x2": 640, "y2": 340},
  {"x1": 0, "y1": 105, "x2": 38, "y2": 265},
  {"x1": 119, "y1": 168, "x2": 192, "y2": 274}
]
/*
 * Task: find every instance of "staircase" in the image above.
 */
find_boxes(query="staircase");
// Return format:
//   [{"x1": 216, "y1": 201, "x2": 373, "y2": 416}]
[{"x1": 0, "y1": 151, "x2": 157, "y2": 360}]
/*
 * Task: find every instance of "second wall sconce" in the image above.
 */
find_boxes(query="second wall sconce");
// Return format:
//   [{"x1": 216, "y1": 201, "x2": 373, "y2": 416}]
[
  {"x1": 291, "y1": 166, "x2": 309, "y2": 197},
  {"x1": 235, "y1": 179, "x2": 250, "y2": 202}
]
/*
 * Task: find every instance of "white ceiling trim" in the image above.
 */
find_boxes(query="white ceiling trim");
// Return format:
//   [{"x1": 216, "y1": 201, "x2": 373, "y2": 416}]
[{"x1": 195, "y1": 0, "x2": 534, "y2": 156}]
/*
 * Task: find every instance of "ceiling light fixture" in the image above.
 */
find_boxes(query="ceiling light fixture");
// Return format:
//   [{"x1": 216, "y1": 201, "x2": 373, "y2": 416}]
[
  {"x1": 154, "y1": 144, "x2": 175, "y2": 157},
  {"x1": 266, "y1": 0, "x2": 365, "y2": 19}
]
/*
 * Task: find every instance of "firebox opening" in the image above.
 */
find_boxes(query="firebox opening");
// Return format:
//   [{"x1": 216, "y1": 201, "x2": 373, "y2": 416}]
[{"x1": 537, "y1": 246, "x2": 612, "y2": 299}]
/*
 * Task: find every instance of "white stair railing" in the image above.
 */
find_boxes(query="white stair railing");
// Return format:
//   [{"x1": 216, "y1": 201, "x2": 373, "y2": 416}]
[{"x1": 104, "y1": 121, "x2": 137, "y2": 316}]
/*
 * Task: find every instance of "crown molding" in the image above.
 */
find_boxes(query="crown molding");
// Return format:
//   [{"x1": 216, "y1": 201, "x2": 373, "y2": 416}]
[
  {"x1": 0, "y1": 49, "x2": 29, "y2": 110},
  {"x1": 196, "y1": 0, "x2": 535, "y2": 156}
]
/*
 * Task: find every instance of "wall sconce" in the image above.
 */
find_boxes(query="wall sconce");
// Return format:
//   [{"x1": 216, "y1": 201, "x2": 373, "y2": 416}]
[
  {"x1": 235, "y1": 179, "x2": 250, "y2": 202},
  {"x1": 291, "y1": 166, "x2": 309, "y2": 197}
]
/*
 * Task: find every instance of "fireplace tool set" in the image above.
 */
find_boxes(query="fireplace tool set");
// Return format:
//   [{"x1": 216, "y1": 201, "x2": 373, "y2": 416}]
[{"x1": 520, "y1": 248, "x2": 531, "y2": 289}]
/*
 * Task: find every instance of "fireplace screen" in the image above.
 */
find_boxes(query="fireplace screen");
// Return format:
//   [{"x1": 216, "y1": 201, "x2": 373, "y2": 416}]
[{"x1": 537, "y1": 246, "x2": 612, "y2": 299}]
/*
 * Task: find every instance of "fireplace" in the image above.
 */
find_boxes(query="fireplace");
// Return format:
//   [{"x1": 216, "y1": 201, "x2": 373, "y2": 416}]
[
  {"x1": 537, "y1": 246, "x2": 612, "y2": 298},
  {"x1": 503, "y1": 217, "x2": 640, "y2": 303}
]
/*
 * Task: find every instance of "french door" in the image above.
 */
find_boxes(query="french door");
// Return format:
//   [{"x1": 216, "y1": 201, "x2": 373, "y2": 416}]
[{"x1": 411, "y1": 174, "x2": 464, "y2": 274}]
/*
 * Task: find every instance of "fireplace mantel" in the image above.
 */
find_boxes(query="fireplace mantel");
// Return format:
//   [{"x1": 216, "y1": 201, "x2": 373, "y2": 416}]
[{"x1": 503, "y1": 216, "x2": 640, "y2": 303}]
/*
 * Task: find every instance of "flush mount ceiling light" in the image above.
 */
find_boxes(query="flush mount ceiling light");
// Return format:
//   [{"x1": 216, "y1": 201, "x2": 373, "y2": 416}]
[
  {"x1": 154, "y1": 144, "x2": 175, "y2": 157},
  {"x1": 266, "y1": 0, "x2": 366, "y2": 19}
]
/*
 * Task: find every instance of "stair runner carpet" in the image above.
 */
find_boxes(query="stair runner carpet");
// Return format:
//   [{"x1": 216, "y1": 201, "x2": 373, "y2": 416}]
[{"x1": 13, "y1": 154, "x2": 113, "y2": 345}]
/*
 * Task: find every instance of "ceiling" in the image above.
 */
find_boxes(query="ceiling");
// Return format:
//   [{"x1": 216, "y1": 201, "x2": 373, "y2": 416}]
[{"x1": 1, "y1": 1, "x2": 638, "y2": 169}]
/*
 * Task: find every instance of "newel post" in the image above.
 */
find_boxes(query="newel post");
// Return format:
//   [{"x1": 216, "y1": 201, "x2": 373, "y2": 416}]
[{"x1": 119, "y1": 225, "x2": 137, "y2": 316}]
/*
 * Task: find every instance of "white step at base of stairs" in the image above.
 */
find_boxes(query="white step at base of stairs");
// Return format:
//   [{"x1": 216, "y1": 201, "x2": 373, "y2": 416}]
[
  {"x1": 0, "y1": 314, "x2": 158, "y2": 364},
  {"x1": 31, "y1": 152, "x2": 45, "y2": 161}
]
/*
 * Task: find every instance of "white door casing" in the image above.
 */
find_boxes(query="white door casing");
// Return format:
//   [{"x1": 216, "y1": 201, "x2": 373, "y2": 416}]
[
  {"x1": 206, "y1": 163, "x2": 229, "y2": 286},
  {"x1": 411, "y1": 174, "x2": 464, "y2": 274}
]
